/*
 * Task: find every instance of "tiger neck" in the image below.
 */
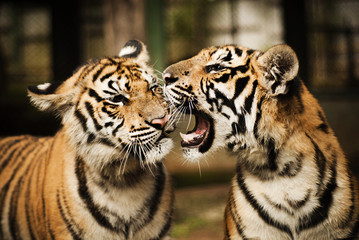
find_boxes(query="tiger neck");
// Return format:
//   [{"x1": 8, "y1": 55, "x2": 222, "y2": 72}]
[
  {"x1": 235, "y1": 131, "x2": 302, "y2": 181},
  {"x1": 79, "y1": 155, "x2": 161, "y2": 189},
  {"x1": 57, "y1": 127, "x2": 160, "y2": 188}
]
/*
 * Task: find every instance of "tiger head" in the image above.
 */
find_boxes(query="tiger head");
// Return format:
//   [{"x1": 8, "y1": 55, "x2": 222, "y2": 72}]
[
  {"x1": 28, "y1": 40, "x2": 174, "y2": 170},
  {"x1": 163, "y1": 44, "x2": 300, "y2": 162}
]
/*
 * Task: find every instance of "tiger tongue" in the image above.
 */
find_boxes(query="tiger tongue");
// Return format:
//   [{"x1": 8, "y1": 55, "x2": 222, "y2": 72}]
[
  {"x1": 180, "y1": 131, "x2": 205, "y2": 144},
  {"x1": 180, "y1": 116, "x2": 208, "y2": 147}
]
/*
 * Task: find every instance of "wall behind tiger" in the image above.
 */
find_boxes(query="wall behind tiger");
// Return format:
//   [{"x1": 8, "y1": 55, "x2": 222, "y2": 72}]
[{"x1": 0, "y1": 0, "x2": 358, "y2": 178}]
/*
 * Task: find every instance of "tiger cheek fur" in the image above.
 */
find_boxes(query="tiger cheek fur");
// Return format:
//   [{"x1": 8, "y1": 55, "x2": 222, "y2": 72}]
[
  {"x1": 0, "y1": 40, "x2": 174, "y2": 240},
  {"x1": 164, "y1": 44, "x2": 359, "y2": 239}
]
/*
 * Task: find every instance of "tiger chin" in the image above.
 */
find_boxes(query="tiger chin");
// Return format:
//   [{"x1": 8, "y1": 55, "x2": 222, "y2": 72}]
[
  {"x1": 163, "y1": 44, "x2": 359, "y2": 239},
  {"x1": 0, "y1": 40, "x2": 174, "y2": 240}
]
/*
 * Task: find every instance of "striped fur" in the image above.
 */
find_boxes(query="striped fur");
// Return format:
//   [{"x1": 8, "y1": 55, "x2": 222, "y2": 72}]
[
  {"x1": 0, "y1": 40, "x2": 174, "y2": 240},
  {"x1": 163, "y1": 44, "x2": 359, "y2": 239}
]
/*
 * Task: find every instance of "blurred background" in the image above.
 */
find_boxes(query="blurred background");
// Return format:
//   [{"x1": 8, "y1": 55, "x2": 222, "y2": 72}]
[{"x1": 0, "y1": 0, "x2": 358, "y2": 239}]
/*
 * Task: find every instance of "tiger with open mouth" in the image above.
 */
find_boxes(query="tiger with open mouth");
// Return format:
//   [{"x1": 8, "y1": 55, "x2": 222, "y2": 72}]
[{"x1": 163, "y1": 44, "x2": 359, "y2": 239}]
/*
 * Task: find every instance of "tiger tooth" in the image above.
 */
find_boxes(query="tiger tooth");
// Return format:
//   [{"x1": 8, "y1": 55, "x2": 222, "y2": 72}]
[{"x1": 180, "y1": 132, "x2": 189, "y2": 143}]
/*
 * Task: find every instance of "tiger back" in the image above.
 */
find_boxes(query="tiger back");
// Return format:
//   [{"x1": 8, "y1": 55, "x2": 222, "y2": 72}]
[
  {"x1": 163, "y1": 44, "x2": 359, "y2": 239},
  {"x1": 0, "y1": 40, "x2": 174, "y2": 240}
]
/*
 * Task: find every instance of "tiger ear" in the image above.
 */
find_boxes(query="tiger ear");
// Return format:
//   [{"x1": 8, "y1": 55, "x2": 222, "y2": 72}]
[
  {"x1": 119, "y1": 39, "x2": 150, "y2": 63},
  {"x1": 27, "y1": 82, "x2": 74, "y2": 115},
  {"x1": 27, "y1": 69, "x2": 82, "y2": 115},
  {"x1": 256, "y1": 44, "x2": 299, "y2": 95}
]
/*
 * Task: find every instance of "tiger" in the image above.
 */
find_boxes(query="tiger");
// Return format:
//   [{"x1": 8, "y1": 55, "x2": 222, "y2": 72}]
[
  {"x1": 0, "y1": 40, "x2": 175, "y2": 240},
  {"x1": 162, "y1": 43, "x2": 359, "y2": 239}
]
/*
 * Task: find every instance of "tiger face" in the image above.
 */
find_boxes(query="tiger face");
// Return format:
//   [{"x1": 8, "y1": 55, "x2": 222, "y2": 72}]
[
  {"x1": 28, "y1": 40, "x2": 173, "y2": 169},
  {"x1": 163, "y1": 44, "x2": 299, "y2": 161}
]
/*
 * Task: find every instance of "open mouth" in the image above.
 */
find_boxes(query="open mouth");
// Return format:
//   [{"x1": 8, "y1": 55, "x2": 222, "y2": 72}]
[{"x1": 179, "y1": 111, "x2": 214, "y2": 152}]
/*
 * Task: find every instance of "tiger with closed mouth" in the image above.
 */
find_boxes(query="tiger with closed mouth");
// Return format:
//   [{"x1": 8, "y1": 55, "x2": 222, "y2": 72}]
[
  {"x1": 163, "y1": 44, "x2": 359, "y2": 239},
  {"x1": 0, "y1": 40, "x2": 174, "y2": 240}
]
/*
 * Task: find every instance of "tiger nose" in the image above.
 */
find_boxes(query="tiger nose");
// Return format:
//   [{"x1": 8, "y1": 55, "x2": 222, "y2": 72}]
[
  {"x1": 150, "y1": 113, "x2": 169, "y2": 130},
  {"x1": 163, "y1": 72, "x2": 178, "y2": 85}
]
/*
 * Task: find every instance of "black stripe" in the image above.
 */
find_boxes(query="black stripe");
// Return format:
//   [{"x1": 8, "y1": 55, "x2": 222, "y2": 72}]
[
  {"x1": 101, "y1": 106, "x2": 114, "y2": 116},
  {"x1": 235, "y1": 48, "x2": 243, "y2": 57},
  {"x1": 88, "y1": 89, "x2": 103, "y2": 102},
  {"x1": 0, "y1": 140, "x2": 37, "y2": 238},
  {"x1": 253, "y1": 96, "x2": 264, "y2": 140},
  {"x1": 177, "y1": 85, "x2": 193, "y2": 93},
  {"x1": 297, "y1": 158, "x2": 337, "y2": 233},
  {"x1": 25, "y1": 151, "x2": 44, "y2": 240},
  {"x1": 56, "y1": 190, "x2": 82, "y2": 240},
  {"x1": 87, "y1": 133, "x2": 96, "y2": 143},
  {"x1": 105, "y1": 57, "x2": 118, "y2": 65},
  {"x1": 0, "y1": 139, "x2": 30, "y2": 175},
  {"x1": 147, "y1": 163, "x2": 166, "y2": 220},
  {"x1": 130, "y1": 130, "x2": 155, "y2": 139},
  {"x1": 0, "y1": 137, "x2": 24, "y2": 160},
  {"x1": 108, "y1": 81, "x2": 119, "y2": 93},
  {"x1": 236, "y1": 114, "x2": 246, "y2": 134},
  {"x1": 263, "y1": 194, "x2": 294, "y2": 216},
  {"x1": 153, "y1": 215, "x2": 172, "y2": 240},
  {"x1": 111, "y1": 121, "x2": 124, "y2": 136},
  {"x1": 278, "y1": 153, "x2": 303, "y2": 177},
  {"x1": 344, "y1": 216, "x2": 359, "y2": 240},
  {"x1": 75, "y1": 157, "x2": 118, "y2": 232},
  {"x1": 0, "y1": 181, "x2": 11, "y2": 239},
  {"x1": 216, "y1": 73, "x2": 230, "y2": 83},
  {"x1": 317, "y1": 111, "x2": 329, "y2": 134},
  {"x1": 9, "y1": 175, "x2": 24, "y2": 240},
  {"x1": 98, "y1": 138, "x2": 116, "y2": 147},
  {"x1": 244, "y1": 81, "x2": 258, "y2": 114},
  {"x1": 8, "y1": 143, "x2": 37, "y2": 240},
  {"x1": 221, "y1": 50, "x2": 232, "y2": 61},
  {"x1": 236, "y1": 165, "x2": 293, "y2": 239},
  {"x1": 224, "y1": 209, "x2": 231, "y2": 240},
  {"x1": 103, "y1": 90, "x2": 117, "y2": 95},
  {"x1": 246, "y1": 49, "x2": 255, "y2": 55},
  {"x1": 104, "y1": 122, "x2": 114, "y2": 128},
  {"x1": 131, "y1": 127, "x2": 151, "y2": 132},
  {"x1": 286, "y1": 189, "x2": 311, "y2": 210},
  {"x1": 233, "y1": 76, "x2": 250, "y2": 100},
  {"x1": 41, "y1": 140, "x2": 56, "y2": 240},
  {"x1": 280, "y1": 77, "x2": 304, "y2": 113},
  {"x1": 85, "y1": 102, "x2": 103, "y2": 131},
  {"x1": 74, "y1": 109, "x2": 88, "y2": 132},
  {"x1": 209, "y1": 50, "x2": 217, "y2": 57},
  {"x1": 236, "y1": 58, "x2": 250, "y2": 74},
  {"x1": 228, "y1": 192, "x2": 247, "y2": 239},
  {"x1": 77, "y1": 64, "x2": 96, "y2": 85},
  {"x1": 170, "y1": 87, "x2": 188, "y2": 98},
  {"x1": 134, "y1": 163, "x2": 169, "y2": 236},
  {"x1": 100, "y1": 72, "x2": 116, "y2": 82},
  {"x1": 267, "y1": 138, "x2": 278, "y2": 171},
  {"x1": 340, "y1": 174, "x2": 355, "y2": 228},
  {"x1": 150, "y1": 203, "x2": 173, "y2": 240},
  {"x1": 307, "y1": 133, "x2": 326, "y2": 192},
  {"x1": 92, "y1": 65, "x2": 106, "y2": 82},
  {"x1": 200, "y1": 78, "x2": 206, "y2": 94}
]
